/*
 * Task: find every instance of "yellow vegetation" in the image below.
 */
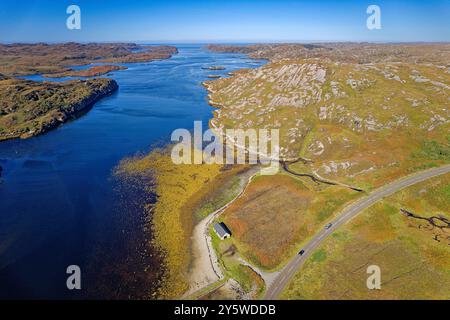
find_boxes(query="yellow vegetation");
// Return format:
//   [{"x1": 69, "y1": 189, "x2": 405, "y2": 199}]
[
  {"x1": 116, "y1": 148, "x2": 249, "y2": 298},
  {"x1": 116, "y1": 149, "x2": 223, "y2": 298}
]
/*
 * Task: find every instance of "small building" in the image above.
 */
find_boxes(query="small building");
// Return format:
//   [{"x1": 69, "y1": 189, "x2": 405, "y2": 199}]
[{"x1": 213, "y1": 222, "x2": 232, "y2": 240}]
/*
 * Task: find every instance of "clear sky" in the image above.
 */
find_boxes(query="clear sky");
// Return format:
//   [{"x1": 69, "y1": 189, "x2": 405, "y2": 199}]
[{"x1": 0, "y1": 0, "x2": 449, "y2": 43}]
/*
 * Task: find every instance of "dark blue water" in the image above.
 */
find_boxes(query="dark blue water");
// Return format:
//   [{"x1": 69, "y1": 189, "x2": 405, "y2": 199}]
[{"x1": 0, "y1": 46, "x2": 264, "y2": 299}]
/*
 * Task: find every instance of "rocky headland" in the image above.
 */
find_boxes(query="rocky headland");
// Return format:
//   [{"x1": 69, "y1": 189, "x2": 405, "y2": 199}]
[
  {"x1": 0, "y1": 43, "x2": 178, "y2": 141},
  {"x1": 0, "y1": 77, "x2": 118, "y2": 140}
]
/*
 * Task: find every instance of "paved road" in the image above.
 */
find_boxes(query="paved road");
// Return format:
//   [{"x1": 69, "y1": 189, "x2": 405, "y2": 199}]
[{"x1": 264, "y1": 164, "x2": 450, "y2": 300}]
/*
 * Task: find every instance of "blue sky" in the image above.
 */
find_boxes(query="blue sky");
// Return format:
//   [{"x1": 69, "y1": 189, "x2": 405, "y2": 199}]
[{"x1": 0, "y1": 0, "x2": 449, "y2": 43}]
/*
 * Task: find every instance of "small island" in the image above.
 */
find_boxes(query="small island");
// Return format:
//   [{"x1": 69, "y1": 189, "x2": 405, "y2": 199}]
[{"x1": 202, "y1": 66, "x2": 226, "y2": 70}]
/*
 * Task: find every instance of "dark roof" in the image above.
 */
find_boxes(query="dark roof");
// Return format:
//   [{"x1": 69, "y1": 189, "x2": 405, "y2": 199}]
[{"x1": 214, "y1": 222, "x2": 231, "y2": 238}]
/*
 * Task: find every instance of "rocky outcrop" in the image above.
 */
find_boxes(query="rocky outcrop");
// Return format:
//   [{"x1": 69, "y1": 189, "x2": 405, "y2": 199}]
[
  {"x1": 207, "y1": 43, "x2": 450, "y2": 65},
  {"x1": 0, "y1": 78, "x2": 118, "y2": 141},
  {"x1": 27, "y1": 79, "x2": 118, "y2": 139},
  {"x1": 204, "y1": 43, "x2": 450, "y2": 186}
]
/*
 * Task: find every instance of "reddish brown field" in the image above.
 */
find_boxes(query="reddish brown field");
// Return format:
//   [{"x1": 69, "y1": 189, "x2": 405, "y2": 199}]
[{"x1": 222, "y1": 174, "x2": 360, "y2": 270}]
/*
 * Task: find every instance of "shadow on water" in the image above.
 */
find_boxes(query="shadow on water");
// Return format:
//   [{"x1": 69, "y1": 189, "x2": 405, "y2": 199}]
[{"x1": 83, "y1": 173, "x2": 163, "y2": 300}]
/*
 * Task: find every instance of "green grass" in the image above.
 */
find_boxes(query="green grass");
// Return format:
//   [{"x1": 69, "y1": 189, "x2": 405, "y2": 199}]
[
  {"x1": 412, "y1": 138, "x2": 450, "y2": 161},
  {"x1": 280, "y1": 173, "x2": 450, "y2": 300},
  {"x1": 210, "y1": 222, "x2": 265, "y2": 298},
  {"x1": 195, "y1": 176, "x2": 242, "y2": 219},
  {"x1": 407, "y1": 162, "x2": 438, "y2": 173},
  {"x1": 186, "y1": 278, "x2": 227, "y2": 300},
  {"x1": 311, "y1": 249, "x2": 326, "y2": 263}
]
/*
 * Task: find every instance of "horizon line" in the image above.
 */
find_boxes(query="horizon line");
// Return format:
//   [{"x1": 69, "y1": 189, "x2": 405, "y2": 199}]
[{"x1": 1, "y1": 40, "x2": 450, "y2": 45}]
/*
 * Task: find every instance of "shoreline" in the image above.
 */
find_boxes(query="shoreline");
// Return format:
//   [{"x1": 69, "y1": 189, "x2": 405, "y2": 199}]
[
  {"x1": 42, "y1": 65, "x2": 128, "y2": 78},
  {"x1": 0, "y1": 44, "x2": 178, "y2": 142},
  {"x1": 184, "y1": 50, "x2": 272, "y2": 298},
  {"x1": 0, "y1": 78, "x2": 119, "y2": 142},
  {"x1": 185, "y1": 166, "x2": 259, "y2": 298},
  {"x1": 111, "y1": 47, "x2": 269, "y2": 299}
]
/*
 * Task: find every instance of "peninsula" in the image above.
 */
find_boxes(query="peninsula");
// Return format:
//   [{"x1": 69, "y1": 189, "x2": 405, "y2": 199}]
[
  {"x1": 0, "y1": 77, "x2": 118, "y2": 140},
  {"x1": 0, "y1": 43, "x2": 178, "y2": 140}
]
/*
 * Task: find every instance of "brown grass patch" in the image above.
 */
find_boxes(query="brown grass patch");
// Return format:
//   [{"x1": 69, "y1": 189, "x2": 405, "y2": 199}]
[{"x1": 223, "y1": 174, "x2": 314, "y2": 269}]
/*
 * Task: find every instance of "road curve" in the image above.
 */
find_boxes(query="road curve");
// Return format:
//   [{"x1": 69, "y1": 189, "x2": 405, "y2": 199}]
[{"x1": 264, "y1": 164, "x2": 450, "y2": 300}]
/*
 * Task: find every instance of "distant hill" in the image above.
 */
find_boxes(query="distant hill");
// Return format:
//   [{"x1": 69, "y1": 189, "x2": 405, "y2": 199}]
[{"x1": 0, "y1": 43, "x2": 178, "y2": 76}]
